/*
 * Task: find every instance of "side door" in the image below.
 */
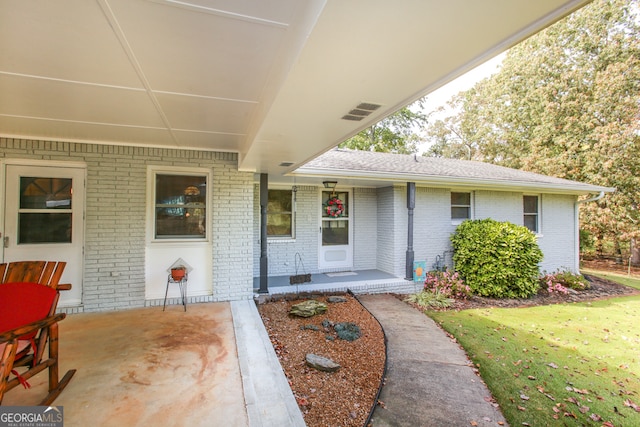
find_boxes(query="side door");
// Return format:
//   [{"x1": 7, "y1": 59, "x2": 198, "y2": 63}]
[{"x1": 3, "y1": 163, "x2": 85, "y2": 307}]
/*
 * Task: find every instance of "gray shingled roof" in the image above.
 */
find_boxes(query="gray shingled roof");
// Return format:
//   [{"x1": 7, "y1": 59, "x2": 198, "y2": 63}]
[{"x1": 296, "y1": 149, "x2": 612, "y2": 194}]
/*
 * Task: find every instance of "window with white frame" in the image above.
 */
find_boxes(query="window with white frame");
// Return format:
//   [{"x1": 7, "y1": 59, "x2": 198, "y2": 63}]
[
  {"x1": 523, "y1": 195, "x2": 539, "y2": 233},
  {"x1": 267, "y1": 189, "x2": 294, "y2": 238},
  {"x1": 153, "y1": 172, "x2": 207, "y2": 240},
  {"x1": 451, "y1": 192, "x2": 472, "y2": 221}
]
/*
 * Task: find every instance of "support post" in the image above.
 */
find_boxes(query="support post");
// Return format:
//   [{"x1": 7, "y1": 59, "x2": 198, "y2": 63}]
[
  {"x1": 405, "y1": 182, "x2": 415, "y2": 280},
  {"x1": 258, "y1": 173, "x2": 269, "y2": 294}
]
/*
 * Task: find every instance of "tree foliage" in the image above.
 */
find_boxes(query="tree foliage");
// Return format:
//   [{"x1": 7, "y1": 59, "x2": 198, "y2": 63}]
[
  {"x1": 339, "y1": 105, "x2": 427, "y2": 154},
  {"x1": 424, "y1": 0, "x2": 640, "y2": 247}
]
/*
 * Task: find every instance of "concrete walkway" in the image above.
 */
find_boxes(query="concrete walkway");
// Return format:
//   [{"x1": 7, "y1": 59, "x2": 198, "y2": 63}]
[
  {"x1": 231, "y1": 300, "x2": 305, "y2": 427},
  {"x1": 357, "y1": 294, "x2": 508, "y2": 427}
]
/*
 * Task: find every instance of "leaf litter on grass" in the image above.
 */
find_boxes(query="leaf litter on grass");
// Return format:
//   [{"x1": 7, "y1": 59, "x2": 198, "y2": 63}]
[{"x1": 428, "y1": 297, "x2": 640, "y2": 426}]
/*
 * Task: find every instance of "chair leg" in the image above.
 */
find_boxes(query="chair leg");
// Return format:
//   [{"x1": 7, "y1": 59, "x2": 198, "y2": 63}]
[
  {"x1": 39, "y1": 323, "x2": 76, "y2": 406},
  {"x1": 39, "y1": 369, "x2": 76, "y2": 406},
  {"x1": 0, "y1": 340, "x2": 19, "y2": 405}
]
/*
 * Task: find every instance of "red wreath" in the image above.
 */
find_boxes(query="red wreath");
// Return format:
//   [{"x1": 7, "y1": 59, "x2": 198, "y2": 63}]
[{"x1": 325, "y1": 197, "x2": 344, "y2": 217}]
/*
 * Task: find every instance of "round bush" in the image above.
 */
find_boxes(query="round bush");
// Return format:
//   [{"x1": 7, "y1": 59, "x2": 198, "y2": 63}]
[{"x1": 451, "y1": 219, "x2": 543, "y2": 298}]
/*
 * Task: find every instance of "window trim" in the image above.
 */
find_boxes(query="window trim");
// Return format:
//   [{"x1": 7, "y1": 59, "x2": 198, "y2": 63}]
[
  {"x1": 266, "y1": 187, "x2": 296, "y2": 240},
  {"x1": 523, "y1": 194, "x2": 540, "y2": 234},
  {"x1": 450, "y1": 191, "x2": 473, "y2": 224},
  {"x1": 147, "y1": 165, "x2": 211, "y2": 243}
]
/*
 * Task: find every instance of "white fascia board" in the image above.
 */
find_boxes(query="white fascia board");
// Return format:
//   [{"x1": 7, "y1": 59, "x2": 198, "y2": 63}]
[{"x1": 292, "y1": 168, "x2": 614, "y2": 196}]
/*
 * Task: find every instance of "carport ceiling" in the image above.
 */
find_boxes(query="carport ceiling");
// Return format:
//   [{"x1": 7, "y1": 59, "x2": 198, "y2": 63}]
[{"x1": 0, "y1": 0, "x2": 591, "y2": 174}]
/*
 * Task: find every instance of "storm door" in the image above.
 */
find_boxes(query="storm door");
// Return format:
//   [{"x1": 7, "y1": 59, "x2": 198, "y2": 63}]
[
  {"x1": 3, "y1": 164, "x2": 85, "y2": 307},
  {"x1": 318, "y1": 189, "x2": 353, "y2": 270}
]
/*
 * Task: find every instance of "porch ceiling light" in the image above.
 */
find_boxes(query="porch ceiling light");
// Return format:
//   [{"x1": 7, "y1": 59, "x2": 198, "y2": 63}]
[{"x1": 323, "y1": 181, "x2": 337, "y2": 189}]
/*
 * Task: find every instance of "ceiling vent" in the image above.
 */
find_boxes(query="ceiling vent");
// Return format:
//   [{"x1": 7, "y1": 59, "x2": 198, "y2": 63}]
[
  {"x1": 279, "y1": 162, "x2": 294, "y2": 167},
  {"x1": 341, "y1": 102, "x2": 382, "y2": 121}
]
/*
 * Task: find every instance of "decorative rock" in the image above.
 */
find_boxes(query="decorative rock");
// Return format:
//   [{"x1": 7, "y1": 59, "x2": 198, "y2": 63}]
[
  {"x1": 289, "y1": 300, "x2": 328, "y2": 318},
  {"x1": 327, "y1": 296, "x2": 347, "y2": 303},
  {"x1": 306, "y1": 353, "x2": 341, "y2": 372}
]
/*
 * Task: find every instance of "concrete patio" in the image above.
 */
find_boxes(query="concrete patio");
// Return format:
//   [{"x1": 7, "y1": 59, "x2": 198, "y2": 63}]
[{"x1": 3, "y1": 302, "x2": 254, "y2": 427}]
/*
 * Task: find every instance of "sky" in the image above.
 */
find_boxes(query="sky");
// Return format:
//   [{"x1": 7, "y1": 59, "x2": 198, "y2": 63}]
[
  {"x1": 416, "y1": 53, "x2": 505, "y2": 153},
  {"x1": 420, "y1": 53, "x2": 505, "y2": 114}
]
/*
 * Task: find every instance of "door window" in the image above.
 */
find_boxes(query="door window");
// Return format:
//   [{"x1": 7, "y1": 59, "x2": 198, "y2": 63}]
[
  {"x1": 18, "y1": 177, "x2": 73, "y2": 244},
  {"x1": 322, "y1": 191, "x2": 349, "y2": 246}
]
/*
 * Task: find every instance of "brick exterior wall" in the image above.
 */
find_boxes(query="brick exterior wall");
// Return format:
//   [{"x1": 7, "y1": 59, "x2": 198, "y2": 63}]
[
  {"x1": 537, "y1": 194, "x2": 578, "y2": 273},
  {"x1": 1, "y1": 138, "x2": 254, "y2": 312},
  {"x1": 253, "y1": 184, "x2": 319, "y2": 277},
  {"x1": 353, "y1": 187, "x2": 377, "y2": 270},
  {"x1": 376, "y1": 186, "x2": 398, "y2": 276}
]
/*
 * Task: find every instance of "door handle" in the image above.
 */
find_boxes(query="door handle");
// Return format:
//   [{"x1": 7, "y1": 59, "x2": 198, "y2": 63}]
[{"x1": 3, "y1": 236, "x2": 8, "y2": 248}]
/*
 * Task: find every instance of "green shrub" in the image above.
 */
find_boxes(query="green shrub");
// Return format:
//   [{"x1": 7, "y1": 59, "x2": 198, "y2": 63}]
[
  {"x1": 451, "y1": 219, "x2": 543, "y2": 298},
  {"x1": 333, "y1": 322, "x2": 361, "y2": 341},
  {"x1": 405, "y1": 290, "x2": 454, "y2": 309}
]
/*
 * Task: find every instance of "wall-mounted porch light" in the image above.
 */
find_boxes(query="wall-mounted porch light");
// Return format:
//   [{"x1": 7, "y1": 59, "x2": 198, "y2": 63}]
[{"x1": 323, "y1": 181, "x2": 337, "y2": 190}]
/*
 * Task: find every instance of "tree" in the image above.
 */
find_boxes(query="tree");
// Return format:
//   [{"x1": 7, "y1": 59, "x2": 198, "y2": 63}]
[
  {"x1": 424, "y1": 0, "x2": 640, "y2": 261},
  {"x1": 340, "y1": 105, "x2": 427, "y2": 154}
]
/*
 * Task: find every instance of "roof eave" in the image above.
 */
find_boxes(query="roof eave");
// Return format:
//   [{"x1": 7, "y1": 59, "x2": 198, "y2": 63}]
[{"x1": 292, "y1": 168, "x2": 615, "y2": 195}]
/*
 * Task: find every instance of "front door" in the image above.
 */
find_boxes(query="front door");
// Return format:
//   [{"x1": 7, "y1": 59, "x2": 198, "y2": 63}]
[
  {"x1": 318, "y1": 189, "x2": 353, "y2": 270},
  {"x1": 3, "y1": 163, "x2": 85, "y2": 307}
]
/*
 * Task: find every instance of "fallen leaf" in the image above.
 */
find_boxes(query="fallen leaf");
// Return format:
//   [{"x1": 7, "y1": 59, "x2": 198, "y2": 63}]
[
  {"x1": 589, "y1": 413, "x2": 602, "y2": 421},
  {"x1": 527, "y1": 376, "x2": 536, "y2": 380},
  {"x1": 470, "y1": 421, "x2": 478, "y2": 426},
  {"x1": 579, "y1": 405, "x2": 590, "y2": 413},
  {"x1": 548, "y1": 362, "x2": 559, "y2": 369},
  {"x1": 517, "y1": 406, "x2": 527, "y2": 411},
  {"x1": 520, "y1": 394, "x2": 530, "y2": 401},
  {"x1": 624, "y1": 399, "x2": 640, "y2": 412}
]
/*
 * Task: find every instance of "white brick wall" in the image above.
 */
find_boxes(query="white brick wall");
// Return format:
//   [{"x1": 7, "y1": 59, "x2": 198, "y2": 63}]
[
  {"x1": 376, "y1": 187, "x2": 396, "y2": 275},
  {"x1": 414, "y1": 187, "x2": 456, "y2": 271},
  {"x1": 475, "y1": 190, "x2": 523, "y2": 224},
  {"x1": 253, "y1": 185, "x2": 319, "y2": 277},
  {"x1": 353, "y1": 187, "x2": 377, "y2": 270},
  {"x1": 537, "y1": 194, "x2": 578, "y2": 273},
  {"x1": 1, "y1": 138, "x2": 254, "y2": 312}
]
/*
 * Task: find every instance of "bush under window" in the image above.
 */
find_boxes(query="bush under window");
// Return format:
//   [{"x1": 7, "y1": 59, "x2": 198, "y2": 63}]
[{"x1": 451, "y1": 218, "x2": 543, "y2": 298}]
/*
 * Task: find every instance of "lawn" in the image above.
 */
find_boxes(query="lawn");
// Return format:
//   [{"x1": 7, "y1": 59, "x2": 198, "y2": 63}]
[{"x1": 426, "y1": 273, "x2": 640, "y2": 426}]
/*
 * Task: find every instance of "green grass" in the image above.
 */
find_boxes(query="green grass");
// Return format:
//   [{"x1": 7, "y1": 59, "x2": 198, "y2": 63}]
[{"x1": 426, "y1": 272, "x2": 640, "y2": 426}]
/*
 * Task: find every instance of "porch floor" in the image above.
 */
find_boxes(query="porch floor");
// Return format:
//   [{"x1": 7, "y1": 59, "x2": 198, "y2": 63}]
[
  {"x1": 253, "y1": 269, "x2": 418, "y2": 296},
  {"x1": 3, "y1": 302, "x2": 249, "y2": 427}
]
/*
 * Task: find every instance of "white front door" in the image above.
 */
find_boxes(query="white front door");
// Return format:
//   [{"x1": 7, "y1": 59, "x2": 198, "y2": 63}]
[
  {"x1": 318, "y1": 189, "x2": 353, "y2": 270},
  {"x1": 3, "y1": 163, "x2": 85, "y2": 307}
]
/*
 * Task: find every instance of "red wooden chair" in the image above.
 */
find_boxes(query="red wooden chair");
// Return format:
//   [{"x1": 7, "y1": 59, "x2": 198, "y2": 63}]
[{"x1": 0, "y1": 261, "x2": 76, "y2": 405}]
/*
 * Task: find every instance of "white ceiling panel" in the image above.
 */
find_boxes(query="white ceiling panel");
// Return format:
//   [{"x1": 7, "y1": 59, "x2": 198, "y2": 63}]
[
  {"x1": 0, "y1": 115, "x2": 175, "y2": 147},
  {"x1": 0, "y1": 0, "x2": 592, "y2": 177},
  {"x1": 108, "y1": 0, "x2": 289, "y2": 99},
  {"x1": 154, "y1": 92, "x2": 255, "y2": 133},
  {"x1": 0, "y1": 0, "x2": 144, "y2": 87},
  {"x1": 0, "y1": 74, "x2": 164, "y2": 127}
]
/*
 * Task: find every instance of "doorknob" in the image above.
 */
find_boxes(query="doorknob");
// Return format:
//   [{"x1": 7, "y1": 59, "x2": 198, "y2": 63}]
[{"x1": 3, "y1": 236, "x2": 8, "y2": 248}]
